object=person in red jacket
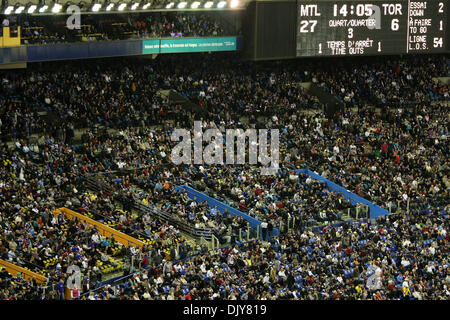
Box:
[142,255,149,268]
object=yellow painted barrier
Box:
[53,208,145,249]
[2,27,21,47]
[0,259,47,284]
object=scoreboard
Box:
[296,0,448,56]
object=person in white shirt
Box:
[130,246,138,256]
[117,161,126,169]
[7,249,16,261]
[143,213,151,225]
[278,268,287,282]
[91,233,101,245]
[260,221,268,240]
[429,246,435,255]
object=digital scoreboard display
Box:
[296,0,448,56]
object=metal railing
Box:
[0,259,48,284]
[83,175,213,241]
[55,208,145,249]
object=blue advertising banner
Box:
[0,36,241,65]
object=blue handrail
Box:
[175,185,280,237]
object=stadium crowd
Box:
[0,53,449,299]
[315,55,449,107]
[76,208,449,300]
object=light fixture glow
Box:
[230,0,239,8]
[217,1,226,8]
[106,3,114,11]
[27,5,37,13]
[118,3,127,11]
[15,6,25,14]
[131,3,139,10]
[39,5,48,12]
[204,1,213,8]
[4,6,14,14]
[52,3,62,13]
[92,4,102,11]
[191,1,200,8]
[165,2,174,8]
[177,1,187,8]
[142,3,151,9]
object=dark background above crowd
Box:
[1,11,241,45]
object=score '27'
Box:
[299,20,318,33]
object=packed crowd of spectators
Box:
[290,104,448,213]
[0,125,210,298]
[314,55,450,107]
[0,53,323,141]
[56,120,355,233]
[75,189,195,255]
[193,168,357,225]
[79,208,449,300]
[18,12,236,45]
[2,54,447,142]
[0,53,449,299]
[82,158,254,246]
